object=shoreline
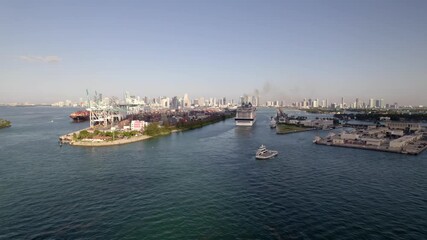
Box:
[276,128,315,135]
[314,140,427,155]
[70,135,152,147]
[0,125,11,130]
[276,124,315,135]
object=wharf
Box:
[315,138,427,155]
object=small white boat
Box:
[256,145,278,160]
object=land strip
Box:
[276,124,314,135]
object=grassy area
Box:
[73,129,141,141]
[276,124,312,134]
[176,114,233,131]
[0,119,11,129]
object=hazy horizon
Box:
[1,0,426,105]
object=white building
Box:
[183,94,191,108]
[341,133,360,140]
[161,97,170,109]
[385,122,421,131]
[389,135,422,149]
[131,120,147,131]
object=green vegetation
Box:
[175,115,230,131]
[71,112,234,141]
[335,112,427,122]
[276,123,312,134]
[145,113,233,136]
[0,119,11,129]
[74,129,140,141]
[305,108,338,114]
[142,123,173,136]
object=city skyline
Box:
[44,91,418,110]
[1,0,427,105]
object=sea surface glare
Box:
[0,106,426,239]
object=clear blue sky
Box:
[1,0,426,105]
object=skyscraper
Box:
[369,98,375,108]
[198,97,205,107]
[170,96,179,109]
[183,93,191,108]
[312,99,318,108]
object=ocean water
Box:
[0,106,426,239]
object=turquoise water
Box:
[0,106,426,239]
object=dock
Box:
[314,138,427,155]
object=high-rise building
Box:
[183,93,191,108]
[369,98,375,108]
[161,97,170,108]
[198,97,205,107]
[313,99,318,108]
[375,99,384,108]
[251,96,258,106]
[170,96,179,109]
[375,99,380,108]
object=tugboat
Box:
[269,117,277,128]
[256,145,278,160]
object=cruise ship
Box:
[235,102,256,126]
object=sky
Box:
[1,0,426,105]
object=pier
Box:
[314,138,427,155]
[314,124,427,155]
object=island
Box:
[0,119,11,129]
[60,109,235,147]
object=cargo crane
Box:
[86,89,125,128]
[276,107,289,124]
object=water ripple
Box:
[1,107,427,239]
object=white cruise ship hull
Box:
[235,118,256,126]
[235,102,256,126]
